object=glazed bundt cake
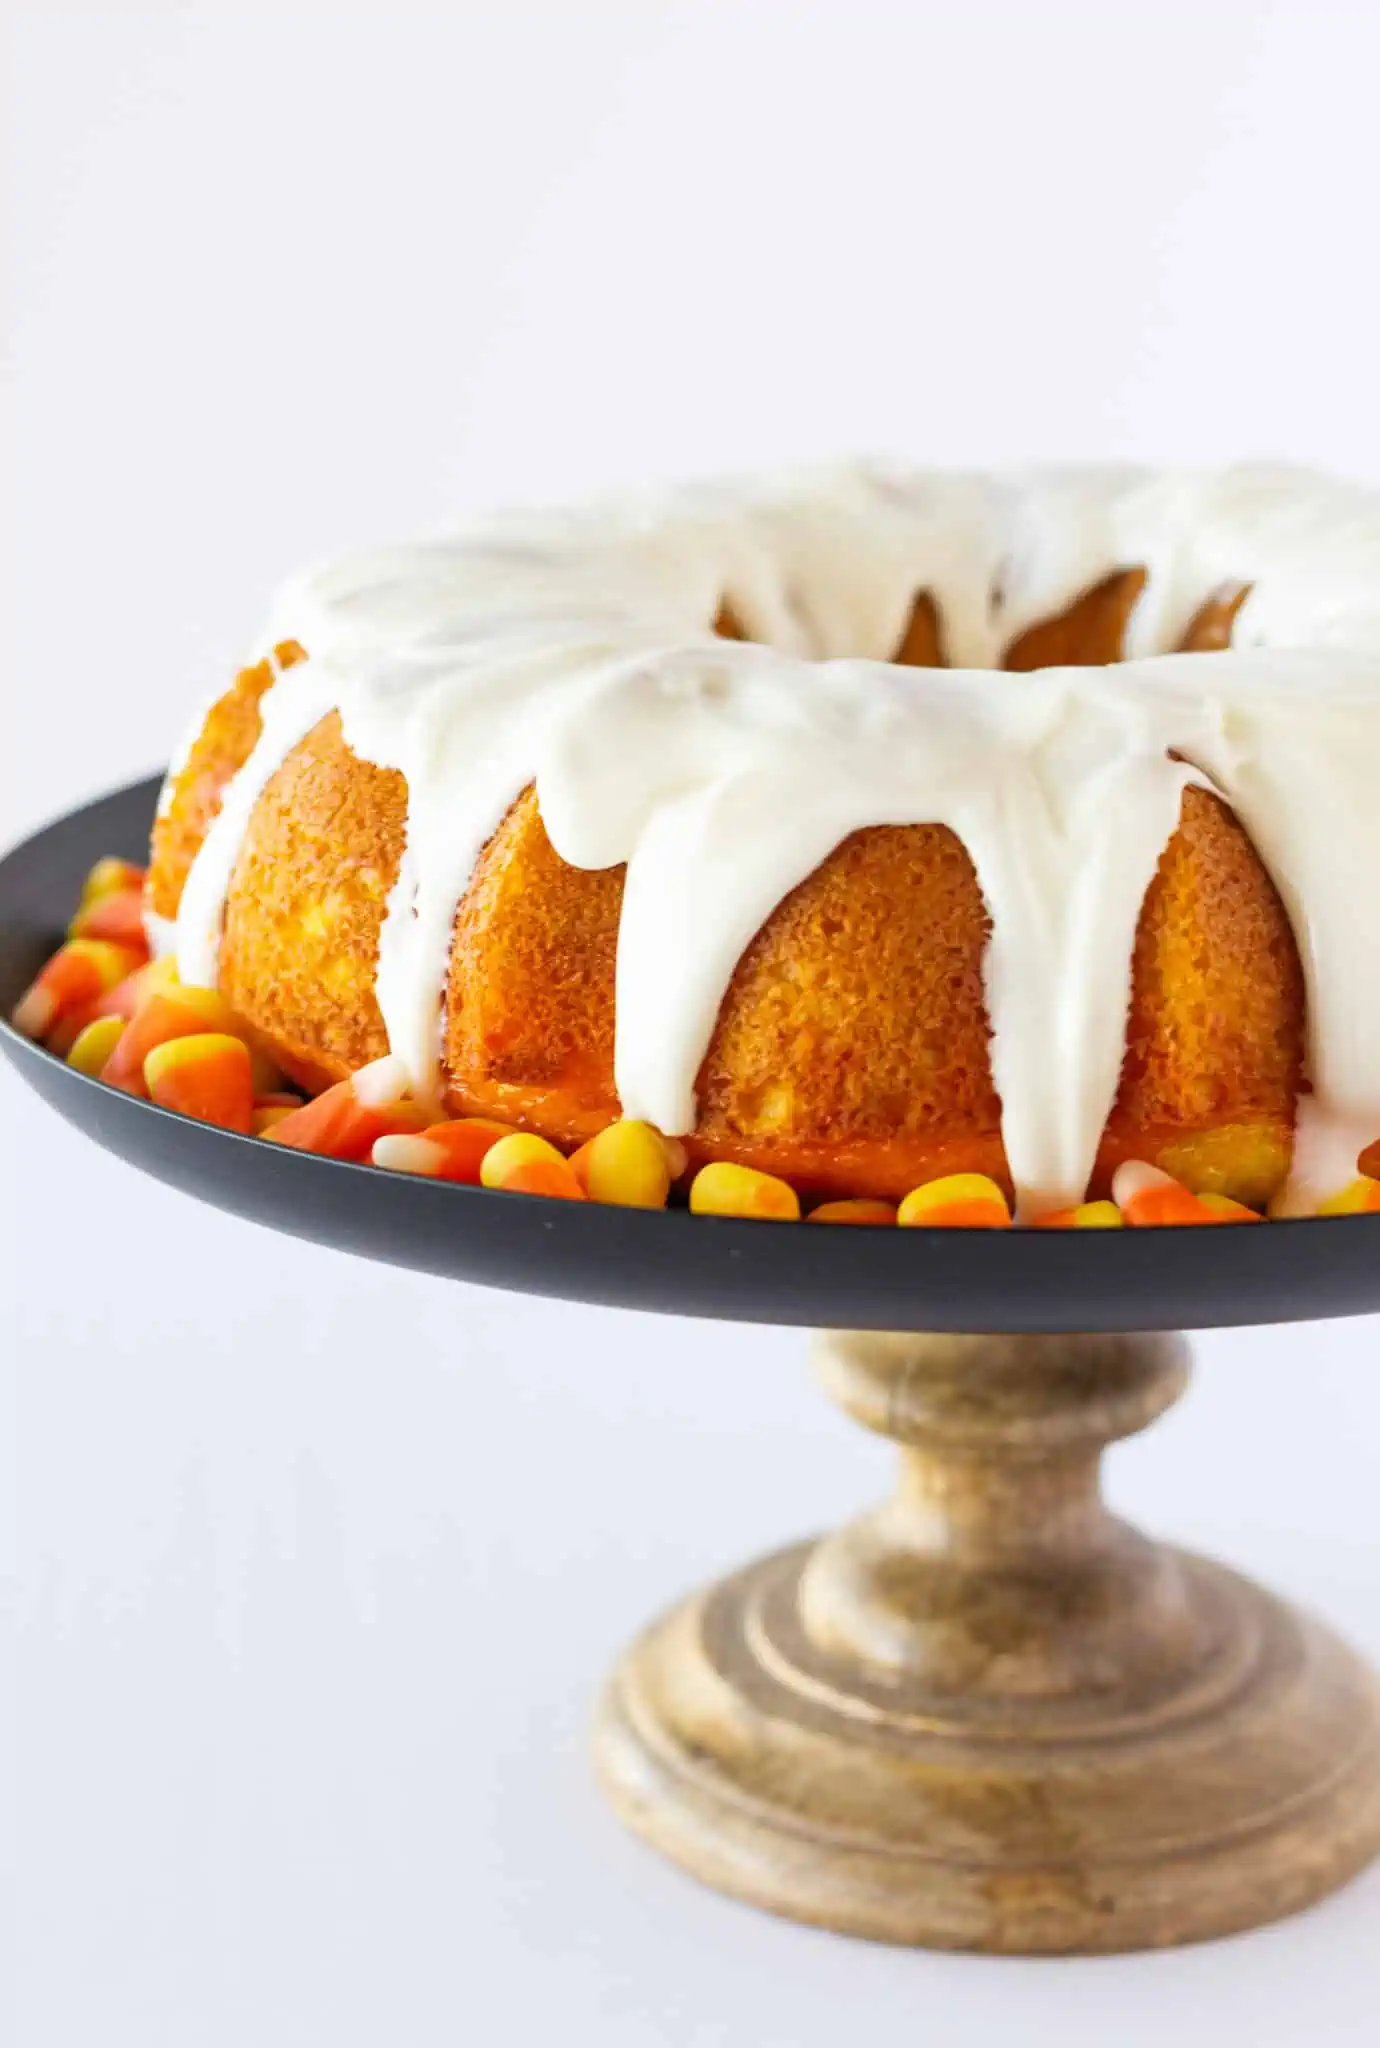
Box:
[147,464,1380,1217]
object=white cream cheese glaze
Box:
[168,462,1380,1214]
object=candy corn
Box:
[350,1054,413,1108]
[1111,1161,1217,1226]
[478,1132,585,1199]
[266,1055,427,1159]
[77,857,146,908]
[144,1033,254,1132]
[244,1043,285,1097]
[371,1132,451,1176]
[478,1131,567,1185]
[688,1162,800,1220]
[10,939,145,1040]
[807,1199,898,1225]
[371,1120,512,1181]
[100,987,241,1095]
[570,1120,671,1209]
[65,1015,127,1077]
[45,1000,108,1058]
[49,958,176,1055]
[68,887,149,949]
[1196,1192,1263,1223]
[494,1157,587,1200]
[251,1103,298,1136]
[377,1117,516,1182]
[1316,1178,1380,1217]
[92,956,182,1025]
[1033,1200,1124,1229]
[898,1173,1012,1228]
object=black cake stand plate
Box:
[1,773,1378,1333]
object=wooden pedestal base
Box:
[595,1332,1380,1953]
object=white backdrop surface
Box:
[4,3,1380,2043]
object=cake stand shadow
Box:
[3,776,1379,1954]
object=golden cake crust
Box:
[149,642,1304,1203]
[149,640,306,923]
[216,709,401,1096]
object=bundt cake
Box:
[146,463,1380,1218]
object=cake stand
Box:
[4,777,1380,1955]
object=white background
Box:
[4,2,1380,2042]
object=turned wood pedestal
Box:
[596,1332,1380,1953]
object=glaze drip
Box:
[168,462,1380,1213]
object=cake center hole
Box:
[715,576,1252,669]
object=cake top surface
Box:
[168,462,1380,1215]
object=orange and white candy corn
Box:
[689,1162,800,1220]
[424,1118,518,1178]
[10,939,145,1041]
[351,1055,414,1107]
[1112,1161,1217,1226]
[46,944,175,1053]
[101,986,240,1095]
[898,1173,1011,1228]
[371,1132,451,1177]
[144,1033,254,1132]
[370,1124,508,1181]
[371,1117,515,1182]
[265,1055,426,1159]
